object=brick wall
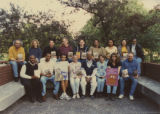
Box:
[141,63,160,82]
[0,64,14,86]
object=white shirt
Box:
[105,46,117,56]
[69,62,82,77]
[38,60,56,75]
[131,44,136,56]
[20,64,40,79]
[56,61,69,73]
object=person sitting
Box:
[80,52,97,99]
[69,55,83,99]
[9,39,26,82]
[106,53,121,101]
[118,52,140,101]
[20,55,42,103]
[39,53,60,102]
[96,55,108,97]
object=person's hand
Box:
[134,75,139,79]
[32,76,39,79]
[101,76,105,79]
[78,75,82,79]
[46,73,52,77]
[85,77,90,83]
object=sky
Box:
[0,0,160,35]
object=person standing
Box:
[20,55,42,103]
[74,38,88,63]
[119,52,140,100]
[118,39,130,62]
[129,38,144,67]
[89,39,106,61]
[105,39,117,60]
[42,39,58,58]
[58,38,73,60]
[9,39,26,82]
[29,39,42,62]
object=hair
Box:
[49,38,55,43]
[99,55,106,60]
[121,39,127,46]
[29,55,36,58]
[13,39,23,46]
[128,52,134,56]
[108,39,114,44]
[45,52,51,57]
[31,39,40,48]
[108,53,120,65]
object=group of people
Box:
[8,37,144,103]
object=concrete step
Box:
[138,76,160,106]
[0,81,25,111]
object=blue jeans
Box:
[96,77,105,92]
[9,61,26,78]
[107,86,117,94]
[119,76,138,96]
[40,75,60,96]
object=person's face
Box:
[61,55,66,61]
[132,39,137,45]
[87,53,92,60]
[122,40,126,46]
[72,56,78,62]
[15,40,21,48]
[45,54,51,62]
[33,41,38,48]
[108,40,113,47]
[99,56,105,62]
[79,40,85,47]
[112,55,117,62]
[63,38,68,46]
[128,53,134,61]
[94,40,99,47]
[49,41,54,48]
[29,56,36,64]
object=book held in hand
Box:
[81,52,87,59]
[106,68,119,86]
[17,53,23,61]
[68,52,73,59]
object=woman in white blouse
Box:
[105,39,118,59]
[69,55,83,99]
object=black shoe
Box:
[14,77,19,82]
[96,93,100,98]
[37,97,43,103]
[105,93,111,101]
[110,94,116,101]
[90,95,95,99]
[30,97,35,103]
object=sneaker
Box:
[65,94,71,100]
[76,94,80,99]
[14,77,19,82]
[53,94,59,100]
[118,94,124,99]
[72,94,76,99]
[129,95,134,101]
[105,93,111,101]
[60,93,65,100]
[110,94,116,101]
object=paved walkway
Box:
[1,93,159,114]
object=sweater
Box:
[29,48,42,61]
